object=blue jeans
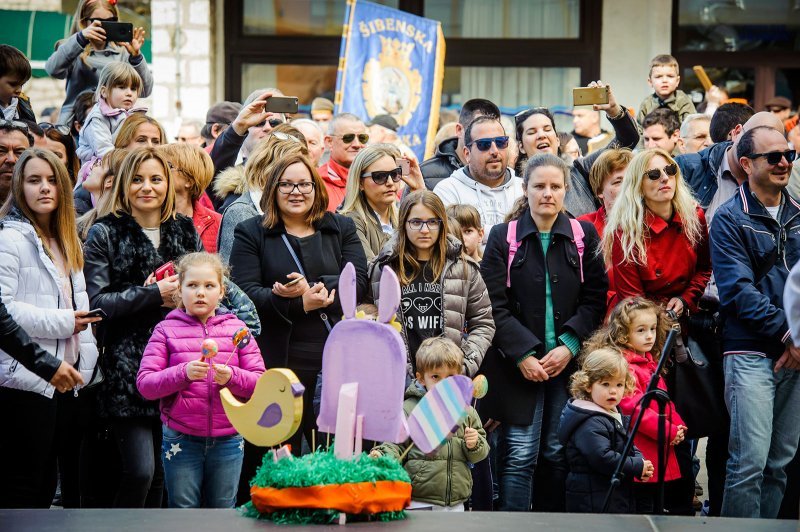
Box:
[495,381,569,511]
[721,354,800,518]
[162,425,244,508]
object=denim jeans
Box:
[495,380,569,511]
[721,354,800,518]
[162,425,244,508]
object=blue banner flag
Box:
[335,0,445,161]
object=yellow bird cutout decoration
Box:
[220,368,305,447]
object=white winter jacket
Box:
[0,214,98,397]
[433,167,523,243]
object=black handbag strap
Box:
[281,233,332,332]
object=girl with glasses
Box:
[340,144,425,262]
[228,153,367,501]
[369,190,494,378]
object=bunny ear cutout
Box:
[339,262,357,319]
[378,266,401,324]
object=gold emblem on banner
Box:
[362,36,422,126]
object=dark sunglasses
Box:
[87,16,119,23]
[747,150,797,165]
[362,167,402,185]
[255,118,284,128]
[38,122,71,136]
[335,133,369,144]
[643,163,679,181]
[468,136,509,152]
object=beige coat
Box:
[343,208,392,264]
[369,235,495,376]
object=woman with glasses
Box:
[601,148,709,515]
[602,148,710,320]
[340,144,425,262]
[157,143,221,253]
[228,153,367,496]
[216,126,309,262]
[480,154,607,512]
[514,82,639,218]
[45,0,153,128]
[369,190,494,377]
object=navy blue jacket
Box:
[710,182,800,358]
[676,141,731,208]
[557,399,644,514]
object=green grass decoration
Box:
[241,449,411,524]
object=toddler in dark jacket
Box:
[558,348,653,513]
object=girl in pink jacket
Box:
[137,252,264,508]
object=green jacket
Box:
[637,89,697,126]
[343,208,393,264]
[374,381,489,507]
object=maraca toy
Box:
[222,327,252,366]
[200,338,219,361]
[471,374,488,407]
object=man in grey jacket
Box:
[433,116,522,242]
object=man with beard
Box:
[0,119,32,204]
[433,116,522,242]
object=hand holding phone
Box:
[264,96,299,114]
[399,158,410,176]
[284,275,305,287]
[573,86,609,106]
[84,308,107,319]
[100,21,134,43]
[155,262,175,281]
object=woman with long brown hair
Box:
[0,148,100,508]
[369,190,494,377]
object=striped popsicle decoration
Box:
[407,375,473,454]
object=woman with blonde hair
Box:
[340,143,424,262]
[602,147,710,316]
[217,127,308,261]
[157,143,221,252]
[77,148,129,240]
[369,190,494,377]
[113,113,167,151]
[0,148,100,507]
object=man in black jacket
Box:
[420,98,500,190]
[0,291,82,393]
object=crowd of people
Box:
[1,1,800,520]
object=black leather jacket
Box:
[0,289,61,382]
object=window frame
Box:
[224,0,602,102]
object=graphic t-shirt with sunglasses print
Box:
[401,261,443,370]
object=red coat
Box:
[619,349,685,482]
[611,207,710,313]
[579,206,616,309]
[318,158,349,212]
[192,199,222,253]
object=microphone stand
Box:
[601,328,678,514]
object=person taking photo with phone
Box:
[0,149,100,509]
[45,0,153,129]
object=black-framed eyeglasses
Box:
[87,16,119,23]
[362,167,402,185]
[38,122,71,136]
[406,218,442,231]
[278,181,315,195]
[747,150,796,165]
[333,133,369,144]
[467,136,509,152]
[643,163,679,181]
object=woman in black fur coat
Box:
[83,147,200,508]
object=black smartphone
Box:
[101,21,133,43]
[265,96,299,114]
[85,308,107,319]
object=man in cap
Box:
[367,114,399,144]
[202,101,242,152]
[311,97,334,128]
[765,96,793,122]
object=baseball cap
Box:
[765,96,792,111]
[368,114,399,132]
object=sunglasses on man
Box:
[333,133,369,144]
[643,163,679,181]
[747,150,796,165]
[362,167,402,186]
[468,136,509,152]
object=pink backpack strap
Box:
[506,220,519,288]
[569,218,585,283]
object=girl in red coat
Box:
[584,297,688,514]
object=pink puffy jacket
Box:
[137,309,265,437]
